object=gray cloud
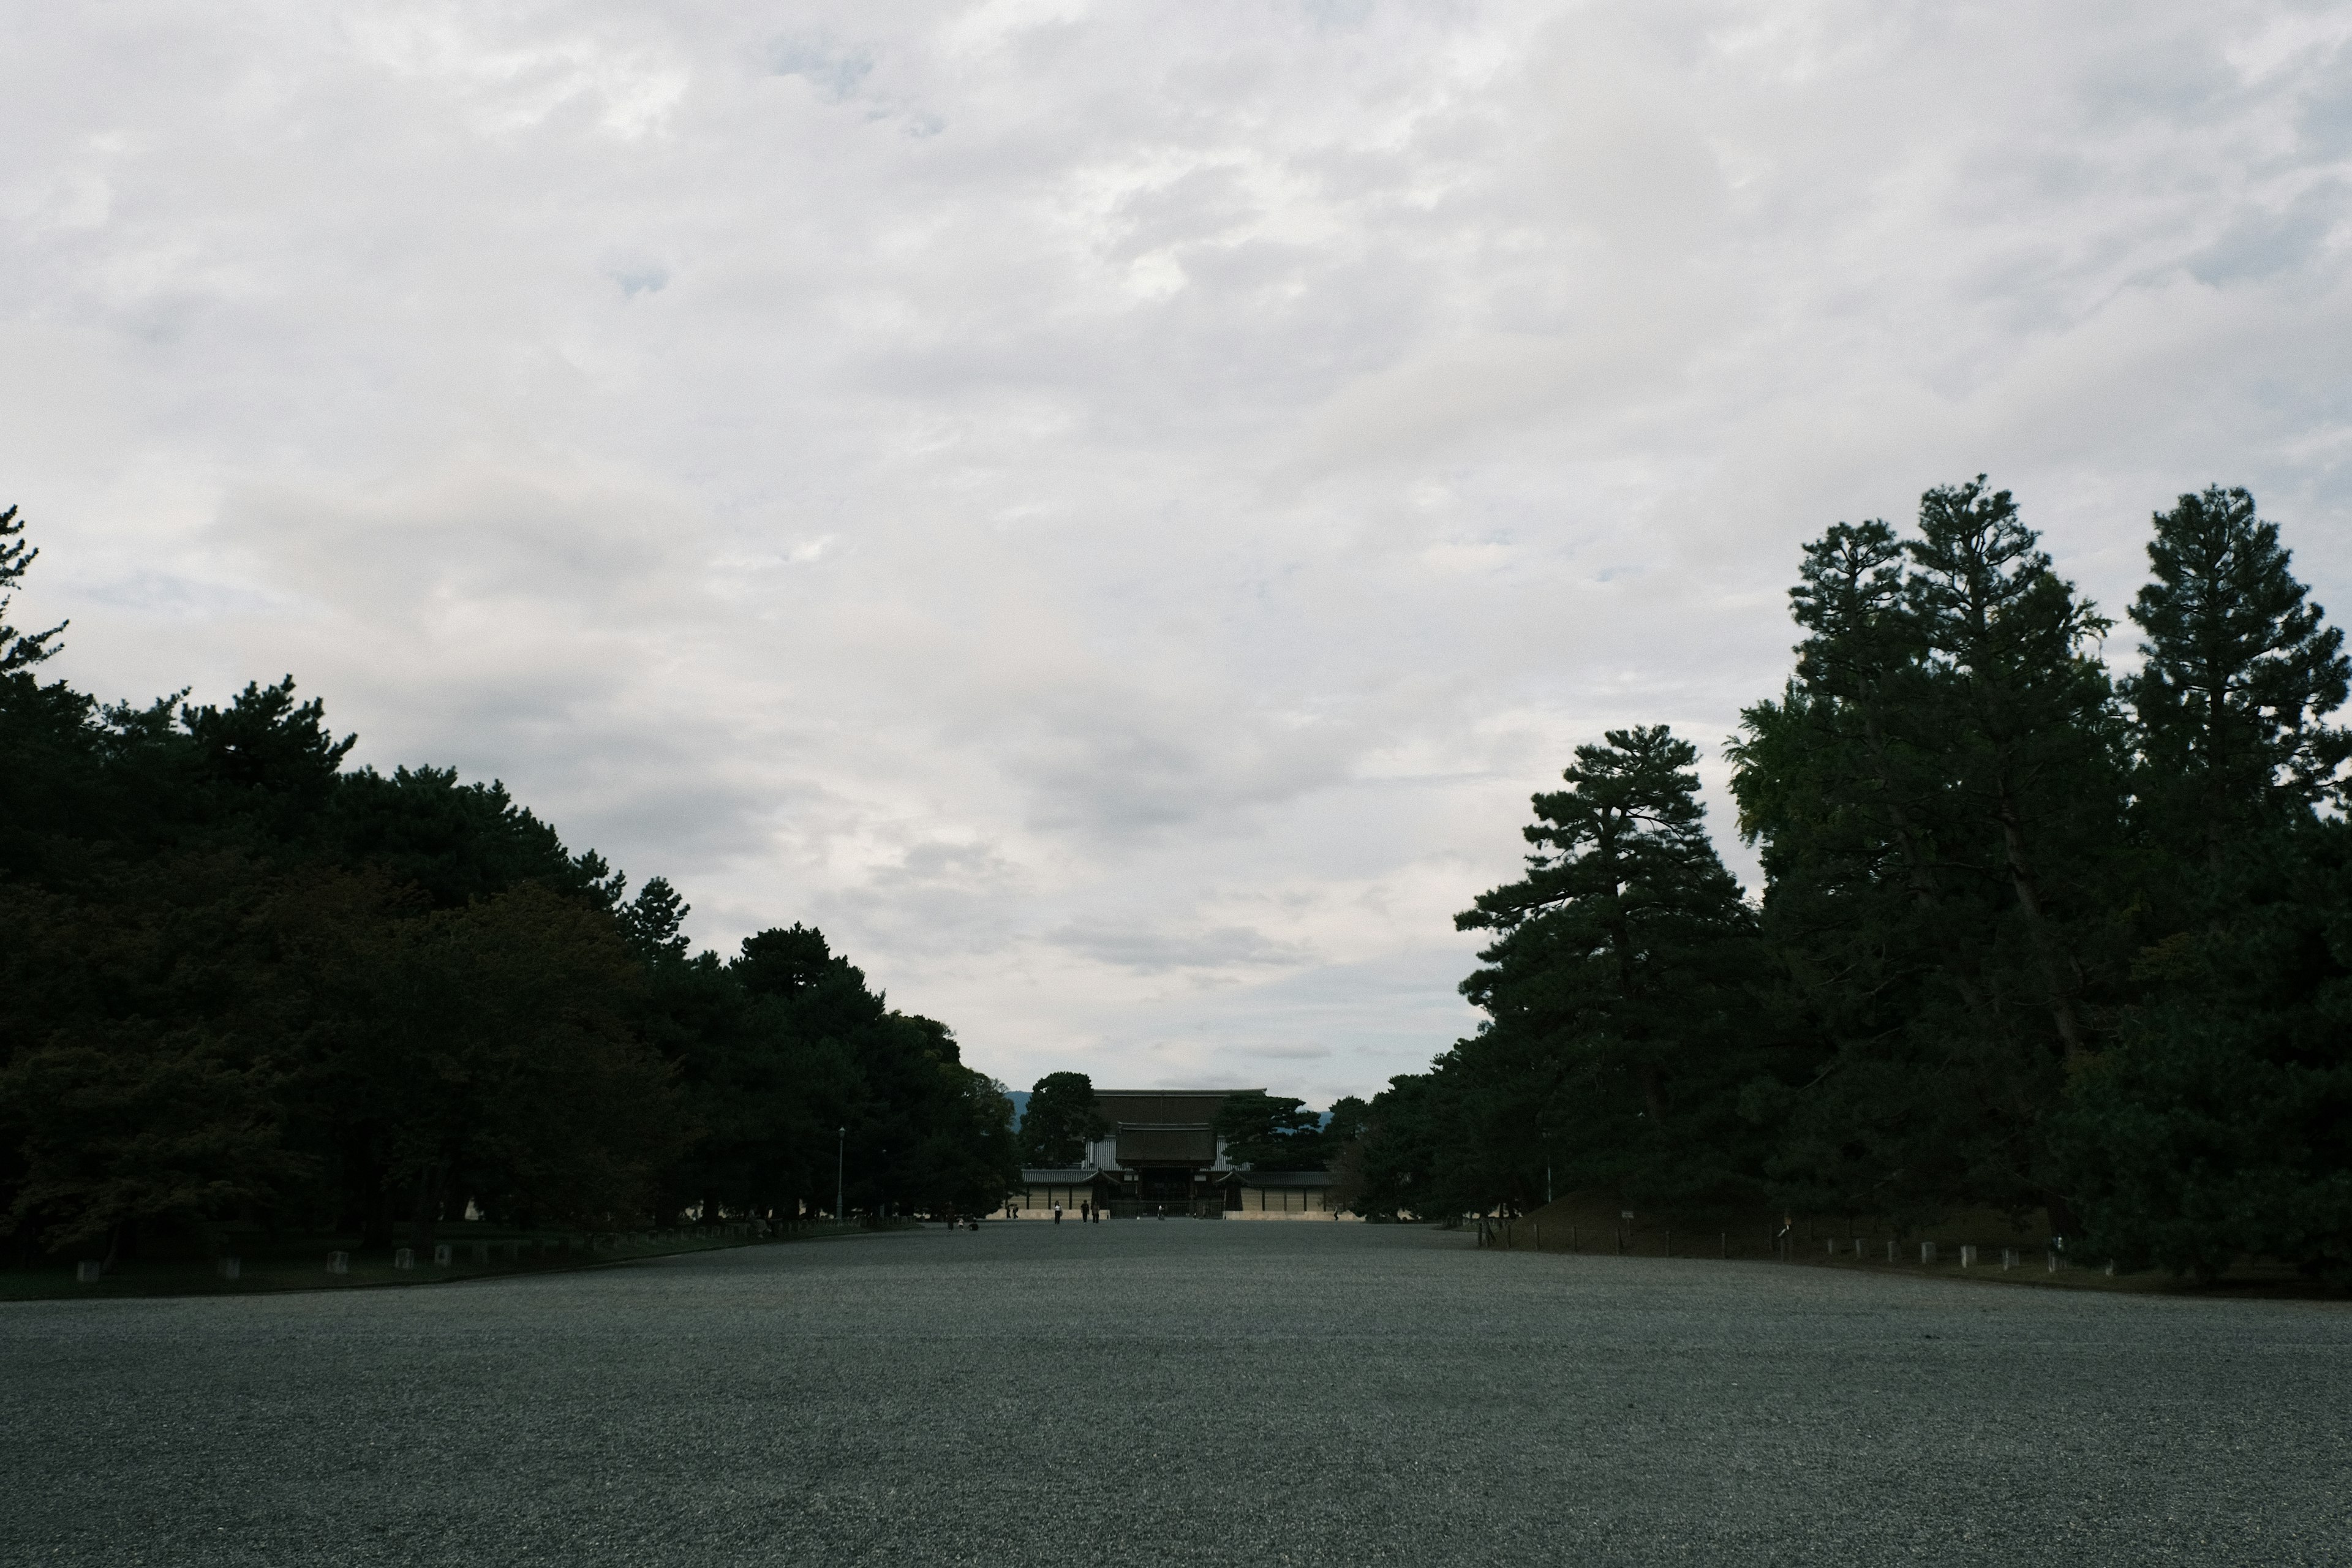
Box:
[6,1,2349,1105]
[1049,922,1317,974]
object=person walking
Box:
[1053,1202,1063,1226]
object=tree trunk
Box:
[1637,1063,1668,1123]
[2043,1188,2079,1242]
[407,1161,448,1257]
[1995,782,2090,1066]
[358,1153,395,1251]
[1860,708,1996,1021]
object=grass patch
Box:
[1478,1192,2342,1300]
[0,1220,883,1303]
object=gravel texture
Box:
[2,1219,2346,1566]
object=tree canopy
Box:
[0,507,1017,1262]
[1336,479,2352,1284]
[1017,1072,1108,1167]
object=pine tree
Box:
[1017,1072,1107,1167]
[1457,726,1762,1203]
[2059,489,2352,1280]
[2124,484,2350,864]
[1732,481,2128,1227]
[620,876,692,965]
[0,504,67,674]
[1902,477,2124,1068]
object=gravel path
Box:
[2,1220,2345,1566]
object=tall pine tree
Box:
[1457,726,1762,1205]
[2061,486,2352,1280]
[1733,480,2128,1229]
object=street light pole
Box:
[836,1126,845,1222]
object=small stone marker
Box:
[393,1248,414,1270]
[217,1256,241,1281]
[1885,1240,1896,1262]
[326,1251,350,1275]
[2002,1248,2018,1270]
[1960,1244,1977,1267]
[1826,1238,1836,1259]
[1920,1242,1939,1265]
[75,1261,103,1283]
[432,1243,452,1266]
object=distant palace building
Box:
[1011,1087,1348,1219]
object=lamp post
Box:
[836,1126,845,1222]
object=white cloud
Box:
[5,0,2349,1106]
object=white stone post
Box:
[326,1251,350,1275]
[393,1248,414,1270]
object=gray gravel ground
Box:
[3,1221,2347,1567]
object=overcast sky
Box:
[5,2,2348,1107]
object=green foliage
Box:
[1353,477,2352,1283]
[2124,485,2350,861]
[2053,488,2352,1280]
[181,677,355,807]
[2057,821,2352,1283]
[1725,481,2133,1224]
[325,766,590,910]
[0,504,67,674]
[1018,1071,1107,1167]
[1213,1091,1324,1170]
[0,505,1011,1256]
[1355,726,1766,1219]
[0,857,312,1250]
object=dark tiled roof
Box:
[1094,1088,1262,1096]
[1017,1169,1111,1183]
[1115,1123,1218,1164]
[1226,1169,1333,1186]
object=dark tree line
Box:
[1346,481,2352,1283]
[1011,1074,1365,1174]
[0,506,1017,1264]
